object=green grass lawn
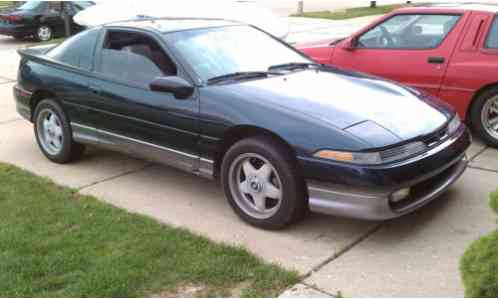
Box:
[0,163,299,297]
[0,1,13,8]
[291,4,404,20]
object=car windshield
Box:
[17,1,44,10]
[164,25,311,82]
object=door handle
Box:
[428,57,445,64]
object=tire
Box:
[35,25,52,42]
[221,136,307,229]
[33,99,85,163]
[470,87,498,148]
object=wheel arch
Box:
[213,125,300,180]
[467,82,498,125]
[29,89,58,121]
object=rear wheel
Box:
[34,99,85,163]
[36,25,52,42]
[470,87,498,148]
[221,136,307,229]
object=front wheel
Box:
[36,25,52,42]
[470,87,498,148]
[221,136,307,229]
[34,99,85,163]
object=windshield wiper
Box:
[207,71,281,85]
[268,62,321,71]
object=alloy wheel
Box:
[481,95,498,140]
[228,153,283,220]
[36,108,64,156]
[37,26,52,41]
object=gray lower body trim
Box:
[307,155,467,220]
[71,122,214,179]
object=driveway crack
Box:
[469,146,488,162]
[468,165,498,174]
[301,282,339,297]
[77,162,154,191]
[302,222,384,280]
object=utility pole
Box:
[62,2,71,37]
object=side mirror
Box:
[150,76,194,99]
[343,37,357,51]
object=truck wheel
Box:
[33,99,85,163]
[36,25,52,42]
[221,136,307,229]
[470,87,498,148]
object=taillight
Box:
[5,15,22,22]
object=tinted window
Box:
[358,14,461,49]
[47,28,100,70]
[99,31,177,87]
[48,2,63,12]
[486,16,498,48]
[72,1,94,12]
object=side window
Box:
[72,2,94,13]
[47,1,63,12]
[99,31,177,88]
[486,16,498,48]
[47,28,100,70]
[357,14,461,49]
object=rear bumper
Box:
[0,23,33,36]
[304,126,470,220]
[13,84,32,121]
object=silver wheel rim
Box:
[36,108,64,156]
[37,26,51,41]
[228,153,283,220]
[481,95,498,140]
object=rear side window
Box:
[98,31,177,88]
[47,28,100,71]
[486,16,498,48]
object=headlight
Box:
[447,115,462,136]
[313,150,382,165]
[314,141,428,165]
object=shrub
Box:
[460,189,498,297]
[491,189,498,214]
[461,230,498,297]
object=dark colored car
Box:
[0,1,94,41]
[14,19,470,229]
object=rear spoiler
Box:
[17,44,56,59]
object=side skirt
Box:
[71,123,214,179]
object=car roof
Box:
[104,18,242,34]
[397,3,498,14]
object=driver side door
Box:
[333,13,467,96]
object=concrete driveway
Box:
[1,21,497,297]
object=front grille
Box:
[379,141,428,163]
[389,162,458,212]
[378,124,450,164]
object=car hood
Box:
[217,69,450,146]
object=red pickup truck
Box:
[297,4,498,147]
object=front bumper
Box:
[304,126,470,220]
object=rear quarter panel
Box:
[441,11,498,119]
[18,57,94,126]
